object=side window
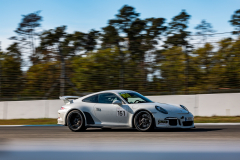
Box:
[98,93,122,104]
[82,94,98,103]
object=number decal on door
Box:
[117,110,126,116]
[117,108,127,117]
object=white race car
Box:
[58,90,194,132]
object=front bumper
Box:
[153,112,194,129]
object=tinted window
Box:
[98,93,122,104]
[82,94,98,103]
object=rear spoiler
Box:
[59,96,81,104]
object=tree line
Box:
[1,5,240,100]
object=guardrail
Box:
[146,93,240,117]
[0,100,64,119]
[0,93,239,119]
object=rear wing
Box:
[59,96,81,104]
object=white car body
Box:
[58,90,194,131]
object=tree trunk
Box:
[117,43,124,89]
[59,48,65,96]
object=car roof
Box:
[81,90,135,98]
[96,90,135,94]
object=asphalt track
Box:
[0,125,240,160]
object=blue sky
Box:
[1,0,240,50]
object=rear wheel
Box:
[134,111,153,132]
[67,110,85,132]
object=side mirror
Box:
[112,100,122,106]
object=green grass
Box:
[0,116,240,125]
[0,118,57,125]
[194,116,240,123]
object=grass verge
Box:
[194,116,240,123]
[0,118,57,125]
[0,116,240,125]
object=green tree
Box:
[22,62,60,98]
[0,43,23,99]
[229,9,240,35]
[195,20,215,42]
[101,25,125,88]
[38,26,100,62]
[164,10,192,93]
[158,47,185,93]
[193,43,215,90]
[35,26,100,96]
[71,48,122,92]
[212,38,240,89]
[107,5,166,90]
[109,5,166,62]
[164,10,191,48]
[10,11,42,57]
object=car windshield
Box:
[119,92,153,104]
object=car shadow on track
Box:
[153,128,222,132]
[85,128,222,132]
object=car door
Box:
[94,93,128,125]
[116,103,130,124]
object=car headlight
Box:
[155,106,168,114]
[180,105,188,111]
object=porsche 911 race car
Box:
[58,90,194,132]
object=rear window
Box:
[82,94,98,103]
[98,93,122,104]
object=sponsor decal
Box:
[158,120,168,125]
[119,92,132,98]
[185,117,193,121]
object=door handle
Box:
[96,108,101,111]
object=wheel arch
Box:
[64,108,87,126]
[131,109,156,128]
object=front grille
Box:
[182,121,193,126]
[168,119,178,126]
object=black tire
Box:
[67,110,86,132]
[134,111,154,132]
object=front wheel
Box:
[134,111,154,132]
[67,110,85,132]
